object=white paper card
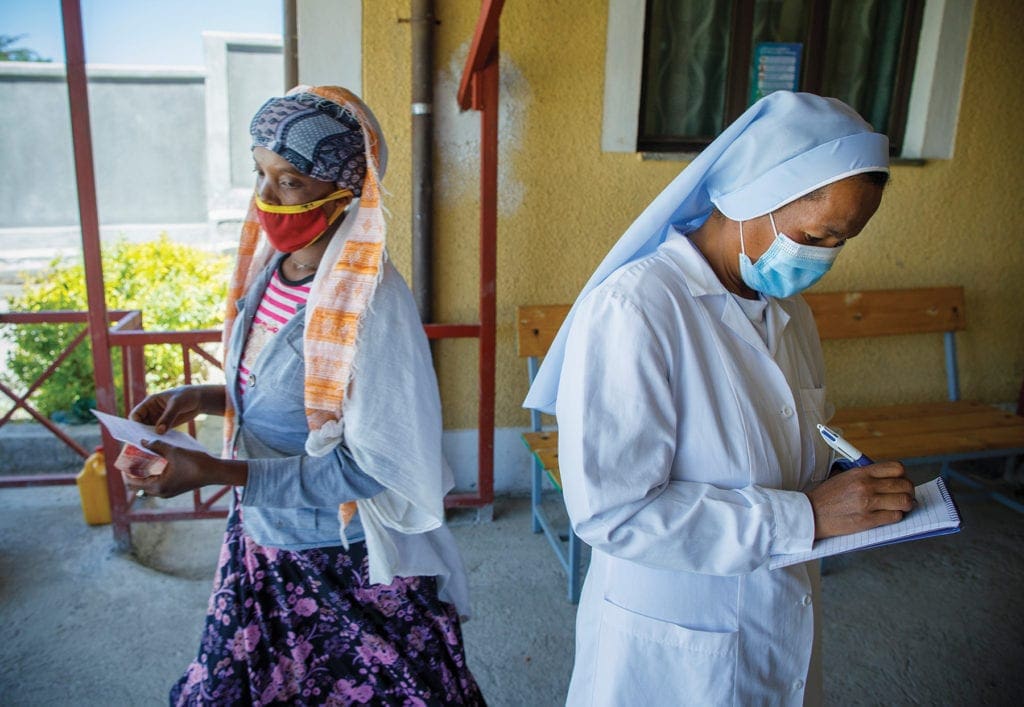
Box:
[91,409,210,454]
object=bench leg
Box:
[943,456,1024,514]
[940,460,952,483]
[568,528,582,604]
[531,459,542,534]
[1003,454,1021,484]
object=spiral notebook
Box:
[770,477,961,570]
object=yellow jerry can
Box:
[76,447,111,525]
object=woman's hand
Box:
[130,385,225,434]
[806,461,915,539]
[121,439,247,499]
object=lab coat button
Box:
[801,594,812,606]
[781,405,794,417]
[248,373,256,387]
[793,679,805,691]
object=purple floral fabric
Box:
[171,508,485,706]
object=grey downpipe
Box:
[411,0,435,322]
[283,0,298,91]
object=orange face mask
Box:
[254,188,352,252]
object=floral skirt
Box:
[171,508,485,706]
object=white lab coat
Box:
[556,230,832,706]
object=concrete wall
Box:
[296,0,362,92]
[357,0,1024,435]
[0,63,205,228]
[203,33,284,224]
[0,33,283,250]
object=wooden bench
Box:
[805,286,1024,512]
[517,304,578,602]
[519,289,1024,572]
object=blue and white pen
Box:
[817,423,874,470]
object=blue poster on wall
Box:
[750,42,803,104]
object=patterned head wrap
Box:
[250,92,369,195]
[525,91,889,414]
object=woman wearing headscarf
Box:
[524,92,914,705]
[126,86,485,705]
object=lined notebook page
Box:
[770,477,961,570]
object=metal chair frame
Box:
[524,356,583,603]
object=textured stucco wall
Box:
[362,0,1024,430]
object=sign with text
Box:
[750,42,803,104]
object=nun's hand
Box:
[806,461,915,539]
[121,439,247,499]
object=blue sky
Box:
[1,0,282,66]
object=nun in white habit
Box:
[525,92,916,706]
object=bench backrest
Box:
[803,287,965,340]
[517,304,571,359]
[518,286,967,402]
[518,287,965,353]
[517,305,571,429]
[806,286,966,402]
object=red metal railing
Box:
[0,306,498,531]
[0,311,232,534]
[0,309,134,488]
[106,323,231,538]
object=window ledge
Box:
[639,151,700,162]
[640,152,927,167]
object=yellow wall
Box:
[363,0,1024,430]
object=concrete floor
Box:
[1,465,1023,706]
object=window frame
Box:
[635,0,926,155]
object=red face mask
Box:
[254,189,352,252]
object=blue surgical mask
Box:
[738,212,841,298]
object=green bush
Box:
[2,235,231,421]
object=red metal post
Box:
[446,0,504,509]
[59,0,130,548]
[475,51,499,507]
[111,311,147,413]
[457,0,505,110]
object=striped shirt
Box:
[237,265,312,397]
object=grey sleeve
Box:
[240,445,385,508]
